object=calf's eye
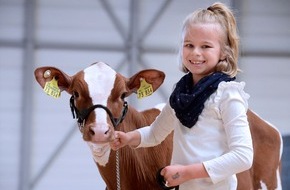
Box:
[73,91,79,98]
[121,92,126,100]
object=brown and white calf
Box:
[35,62,173,190]
[34,62,282,190]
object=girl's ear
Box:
[220,50,227,61]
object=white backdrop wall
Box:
[0,0,289,190]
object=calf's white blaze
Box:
[84,63,116,166]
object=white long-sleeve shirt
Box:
[137,81,253,190]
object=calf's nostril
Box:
[104,129,110,135]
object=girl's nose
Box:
[191,47,201,56]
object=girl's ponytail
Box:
[207,2,240,77]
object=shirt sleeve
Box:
[136,102,175,148]
[203,82,253,184]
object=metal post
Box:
[127,0,140,106]
[99,0,127,41]
[138,0,172,44]
[128,0,139,71]
[18,0,36,190]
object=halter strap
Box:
[70,96,128,130]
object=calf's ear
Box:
[34,66,73,94]
[126,69,165,94]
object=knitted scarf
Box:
[169,72,235,128]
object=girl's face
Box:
[182,23,225,84]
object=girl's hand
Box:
[160,163,209,187]
[160,165,188,187]
[110,131,129,150]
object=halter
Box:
[69,95,128,131]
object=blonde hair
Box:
[178,2,240,77]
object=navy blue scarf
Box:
[169,72,235,128]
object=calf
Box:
[35,62,173,190]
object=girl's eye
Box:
[184,44,193,48]
[202,45,211,48]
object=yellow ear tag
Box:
[137,78,153,99]
[43,77,61,98]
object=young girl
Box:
[111,2,253,190]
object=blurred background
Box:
[0,0,289,189]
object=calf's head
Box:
[34,62,165,165]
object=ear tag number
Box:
[137,78,153,99]
[43,77,61,98]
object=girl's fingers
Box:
[110,131,128,150]
[160,167,167,176]
[110,138,120,150]
[113,131,119,139]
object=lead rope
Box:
[116,150,121,190]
